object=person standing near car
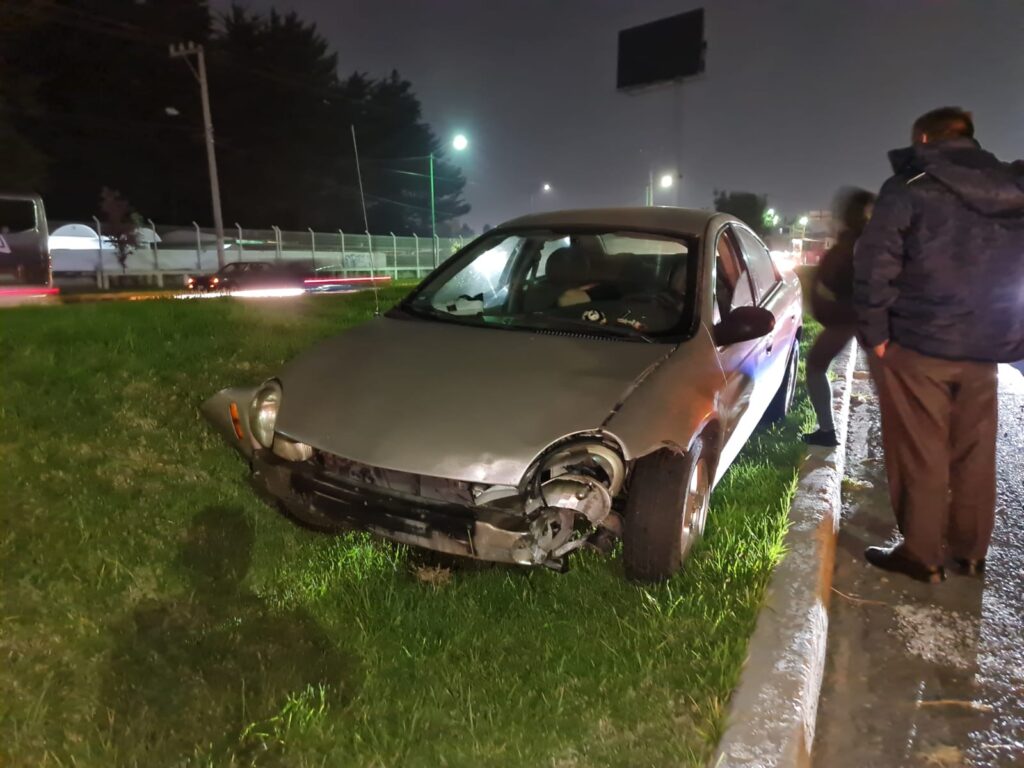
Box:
[802,188,875,447]
[854,107,1024,583]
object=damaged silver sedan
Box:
[203,208,802,581]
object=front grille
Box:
[291,467,477,539]
[313,451,476,506]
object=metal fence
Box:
[49,220,469,288]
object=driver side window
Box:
[714,228,755,323]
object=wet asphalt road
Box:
[814,358,1024,767]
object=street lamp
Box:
[646,170,675,206]
[430,133,468,264]
[797,214,810,239]
[531,182,553,211]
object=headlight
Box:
[250,380,282,449]
[534,439,625,497]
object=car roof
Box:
[498,207,723,238]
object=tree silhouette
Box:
[98,187,141,273]
[2,0,468,234]
[713,190,770,236]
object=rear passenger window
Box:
[734,227,780,300]
[715,228,755,322]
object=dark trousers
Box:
[872,344,998,567]
[806,324,857,432]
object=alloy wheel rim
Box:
[786,351,798,408]
[680,459,710,559]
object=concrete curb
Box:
[712,341,858,768]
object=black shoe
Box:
[951,558,986,577]
[864,545,946,583]
[802,429,838,447]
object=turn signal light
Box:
[229,402,245,440]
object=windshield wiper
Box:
[521,315,655,343]
[401,302,484,326]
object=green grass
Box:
[0,290,815,768]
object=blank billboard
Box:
[616,8,705,91]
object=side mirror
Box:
[713,305,776,346]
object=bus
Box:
[0,193,57,300]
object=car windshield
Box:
[402,228,698,341]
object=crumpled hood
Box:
[889,138,1024,217]
[273,317,671,486]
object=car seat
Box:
[521,247,591,312]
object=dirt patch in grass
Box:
[1,289,815,767]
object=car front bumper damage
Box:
[203,387,621,568]
[249,451,618,569]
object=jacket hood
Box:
[888,138,1024,217]
[272,317,672,486]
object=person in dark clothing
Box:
[854,106,1024,583]
[803,188,875,447]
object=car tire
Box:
[623,441,711,583]
[765,340,800,423]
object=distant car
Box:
[186,261,305,292]
[203,208,803,581]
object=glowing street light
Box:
[531,182,554,211]
[452,133,469,152]
[799,215,809,227]
[646,170,676,206]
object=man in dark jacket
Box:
[854,107,1024,583]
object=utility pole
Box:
[170,42,225,269]
[429,152,437,265]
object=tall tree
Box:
[210,6,354,231]
[713,190,770,236]
[3,0,212,221]
[210,10,467,234]
[0,1,50,191]
[1,0,467,234]
[98,186,141,273]
[354,71,468,235]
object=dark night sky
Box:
[219,0,1023,230]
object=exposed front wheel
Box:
[623,441,711,582]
